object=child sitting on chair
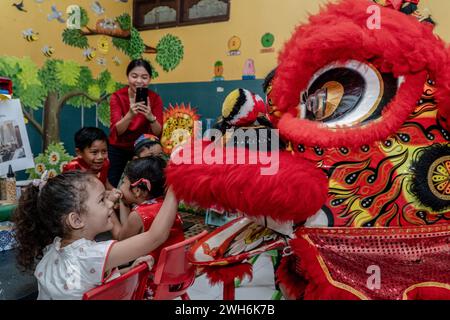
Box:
[13,171,180,300]
[114,156,185,299]
[63,127,114,190]
[114,156,184,251]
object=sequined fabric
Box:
[295,226,450,300]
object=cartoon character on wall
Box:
[42,46,55,58]
[242,59,255,80]
[227,36,241,56]
[166,0,450,300]
[161,103,200,155]
[22,29,38,42]
[212,61,224,81]
[260,32,275,53]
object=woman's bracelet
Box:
[149,116,157,123]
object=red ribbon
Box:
[131,178,152,192]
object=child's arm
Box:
[119,200,131,225]
[105,179,114,191]
[104,186,179,271]
[116,211,143,241]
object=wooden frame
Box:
[133,0,230,31]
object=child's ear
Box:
[133,187,149,200]
[66,212,85,230]
[75,148,82,157]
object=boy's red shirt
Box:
[63,157,110,185]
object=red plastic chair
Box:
[82,262,150,300]
[151,230,208,300]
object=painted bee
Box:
[83,48,96,61]
[42,46,55,58]
[22,29,39,42]
[112,56,121,66]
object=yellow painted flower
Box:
[35,163,46,175]
[60,161,68,173]
[97,36,109,54]
[47,169,57,179]
[48,151,60,165]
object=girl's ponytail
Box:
[13,185,49,271]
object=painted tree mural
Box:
[62,9,184,73]
[0,56,121,151]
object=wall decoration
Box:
[97,36,109,54]
[47,5,65,23]
[12,1,27,12]
[25,142,72,179]
[91,1,105,16]
[96,57,107,66]
[0,56,121,150]
[161,103,200,155]
[155,34,184,72]
[188,0,229,20]
[0,99,34,176]
[42,45,55,58]
[144,6,177,25]
[242,58,255,80]
[260,32,275,53]
[227,36,241,56]
[112,56,121,66]
[212,60,224,81]
[22,29,39,42]
[83,48,96,61]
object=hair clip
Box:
[131,178,152,192]
[32,170,49,192]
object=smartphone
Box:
[135,87,148,105]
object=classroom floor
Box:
[180,212,280,300]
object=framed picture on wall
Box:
[0,99,34,176]
[133,0,180,30]
[133,0,230,30]
[180,0,230,25]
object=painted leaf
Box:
[156,34,184,72]
[55,61,81,87]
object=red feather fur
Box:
[166,143,329,223]
[204,263,253,286]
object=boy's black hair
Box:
[125,156,167,198]
[75,127,108,150]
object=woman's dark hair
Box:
[12,171,95,271]
[126,59,153,78]
[125,156,167,198]
[75,127,108,151]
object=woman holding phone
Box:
[108,59,163,187]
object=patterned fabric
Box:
[292,226,450,300]
[35,237,119,300]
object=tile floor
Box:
[186,253,280,300]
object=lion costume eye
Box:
[301,60,400,128]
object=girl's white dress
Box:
[34,237,120,300]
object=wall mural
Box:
[62,8,184,76]
[0,56,122,151]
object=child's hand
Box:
[106,188,123,207]
[131,255,155,270]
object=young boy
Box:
[63,127,114,190]
[133,133,167,159]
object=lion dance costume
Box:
[167,0,450,300]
